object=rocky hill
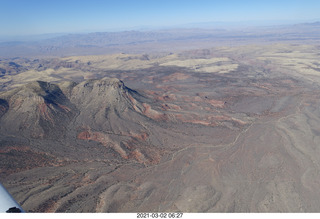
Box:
[0,77,178,177]
[2,44,320,212]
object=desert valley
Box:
[1,22,320,212]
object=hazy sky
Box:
[1,0,319,36]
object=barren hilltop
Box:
[1,23,320,212]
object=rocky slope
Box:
[2,44,320,212]
[0,77,181,177]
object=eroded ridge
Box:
[2,44,320,212]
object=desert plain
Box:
[1,24,320,212]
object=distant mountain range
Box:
[0,21,319,58]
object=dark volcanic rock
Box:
[0,98,9,118]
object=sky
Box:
[0,0,320,37]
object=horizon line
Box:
[0,19,319,43]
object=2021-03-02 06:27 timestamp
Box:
[137,213,183,218]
